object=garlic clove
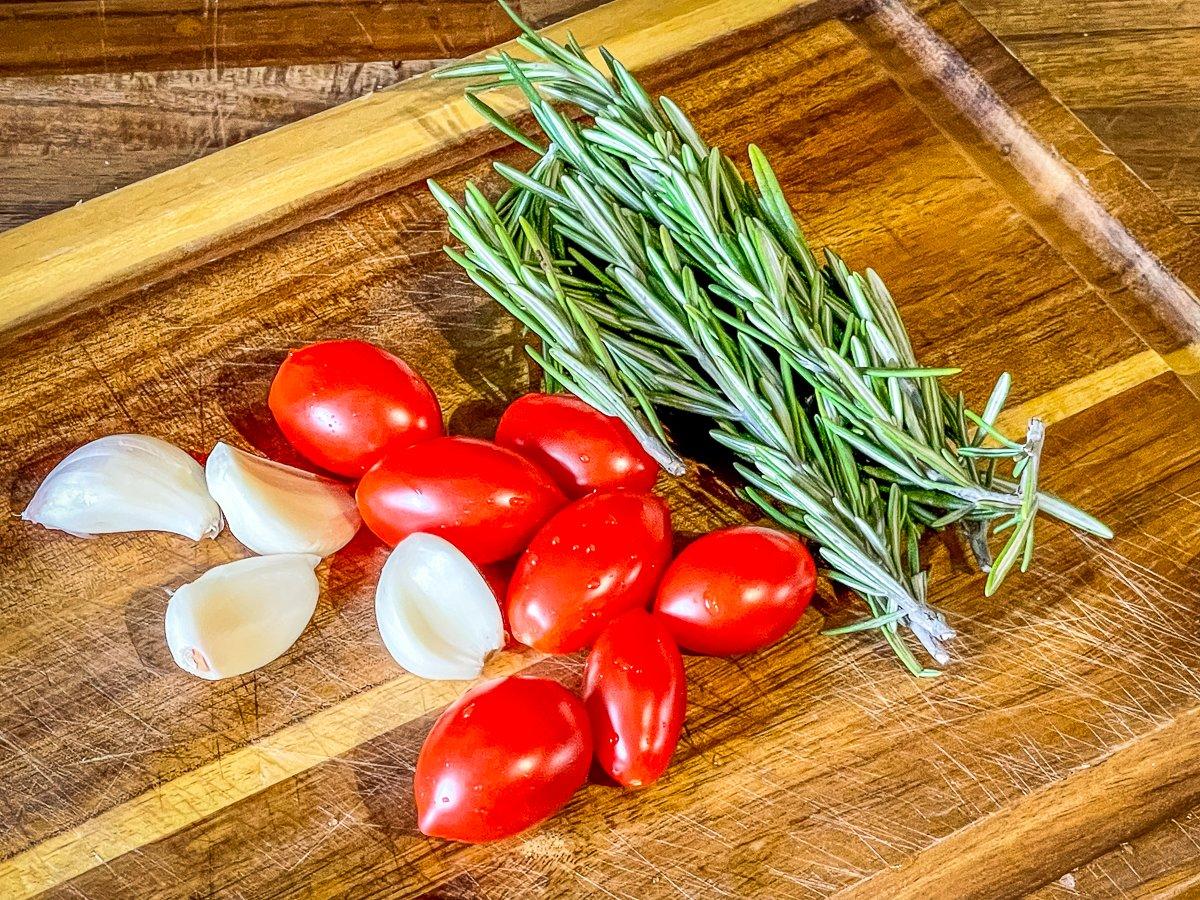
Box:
[375,533,505,680]
[205,442,360,557]
[165,553,321,680]
[22,434,223,541]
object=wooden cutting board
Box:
[3,0,1200,895]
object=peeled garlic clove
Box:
[376,533,504,680]
[165,553,321,680]
[205,442,360,557]
[22,434,222,540]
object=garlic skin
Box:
[376,533,505,680]
[22,434,222,540]
[165,554,321,680]
[205,442,360,557]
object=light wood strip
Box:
[0,650,541,897]
[0,345,1172,898]
[0,0,833,336]
[995,348,1169,436]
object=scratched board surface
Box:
[2,0,1200,896]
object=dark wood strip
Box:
[0,0,576,77]
[1071,104,1200,230]
[0,62,433,233]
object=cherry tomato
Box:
[415,676,592,843]
[495,393,659,497]
[269,339,442,477]
[507,491,672,653]
[356,437,564,563]
[584,609,686,788]
[653,526,816,656]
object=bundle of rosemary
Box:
[429,4,1111,673]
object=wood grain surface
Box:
[0,0,842,334]
[961,0,1200,229]
[3,0,1200,897]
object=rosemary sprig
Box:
[428,4,1111,669]
[433,177,951,672]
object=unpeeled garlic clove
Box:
[165,553,321,680]
[22,434,222,540]
[205,442,360,557]
[376,533,504,680]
